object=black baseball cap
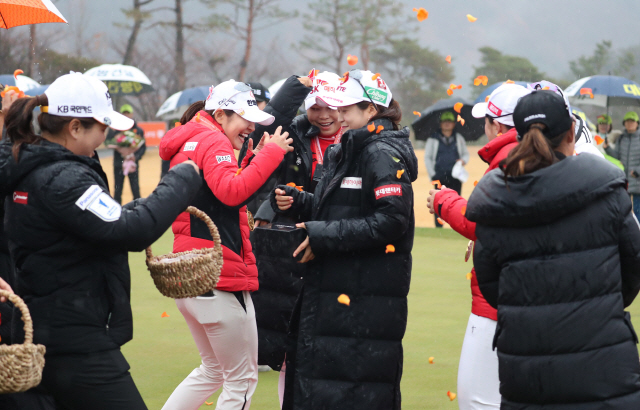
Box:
[247,82,271,103]
[513,90,573,141]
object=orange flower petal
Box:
[485,95,490,102]
[414,7,428,21]
[595,135,604,145]
[428,356,434,364]
[447,391,457,401]
[432,180,441,186]
[295,186,304,192]
[396,169,405,179]
[466,272,472,280]
[376,125,384,134]
[437,218,445,225]
[460,205,466,215]
[447,89,453,96]
[286,182,296,187]
[466,14,477,22]
[205,401,214,406]
[235,168,242,176]
[505,79,515,84]
[174,121,181,128]
[161,312,170,318]
[385,244,396,253]
[371,73,380,80]
[413,111,422,117]
[457,84,462,89]
[474,78,481,86]
[367,123,375,132]
[580,88,594,98]
[473,180,478,186]
[449,83,457,89]
[347,54,358,66]
[457,115,465,126]
[196,112,201,122]
[337,294,351,306]
[445,55,451,64]
[453,102,463,113]
[481,78,488,86]
[13,69,23,79]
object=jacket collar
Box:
[478,128,518,165]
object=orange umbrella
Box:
[0,0,67,29]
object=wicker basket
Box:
[0,290,46,394]
[146,206,223,298]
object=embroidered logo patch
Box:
[375,184,402,199]
[340,177,362,189]
[13,191,28,205]
[216,155,232,163]
[75,185,102,210]
[184,142,198,151]
[87,192,122,222]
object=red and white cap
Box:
[471,83,531,127]
[319,69,393,108]
[204,80,275,126]
[304,70,340,110]
[43,72,134,131]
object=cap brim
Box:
[471,102,487,119]
[316,94,362,108]
[305,96,337,110]
[236,106,275,126]
[95,111,134,131]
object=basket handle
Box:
[0,290,34,345]
[146,206,222,260]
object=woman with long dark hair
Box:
[273,70,417,410]
[467,90,640,409]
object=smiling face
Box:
[215,110,255,150]
[307,105,341,136]
[69,120,108,157]
[337,103,376,132]
[597,122,611,134]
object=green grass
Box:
[124,228,640,409]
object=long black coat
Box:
[274,119,418,410]
[0,139,201,355]
[467,154,640,409]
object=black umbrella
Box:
[411,97,485,141]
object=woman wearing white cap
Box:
[273,70,418,410]
[158,80,293,410]
[0,72,203,410]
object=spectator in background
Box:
[248,82,271,110]
[597,114,621,144]
[424,111,469,227]
[106,104,146,204]
[604,111,640,218]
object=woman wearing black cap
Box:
[467,90,640,409]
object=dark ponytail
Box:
[500,124,566,177]
[356,98,402,130]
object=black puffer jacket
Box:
[467,154,640,409]
[0,139,201,355]
[274,119,418,410]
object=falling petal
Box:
[437,218,445,225]
[466,14,477,22]
[474,78,481,86]
[505,79,515,84]
[371,73,381,80]
[448,391,457,401]
[457,115,465,126]
[460,205,466,214]
[196,112,201,122]
[580,88,594,99]
[447,89,453,96]
[414,7,428,21]
[473,180,478,186]
[449,83,457,89]
[376,125,384,134]
[13,69,23,79]
[286,182,296,187]
[428,356,434,364]
[235,168,242,176]
[367,123,376,132]
[386,244,396,253]
[396,169,405,179]
[457,84,462,89]
[174,122,181,128]
[337,294,351,306]
[466,272,472,280]
[481,77,488,86]
[413,111,422,117]
[347,54,358,66]
[161,312,170,318]
[295,186,304,192]
[205,402,214,406]
[445,55,451,64]
[485,95,490,102]
[453,102,463,113]
[595,135,604,145]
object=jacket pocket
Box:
[624,311,639,344]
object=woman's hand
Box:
[264,125,294,153]
[275,188,294,211]
[0,277,13,303]
[247,133,266,156]
[183,160,199,174]
[427,184,446,214]
[298,76,313,88]
[2,89,20,113]
[293,223,315,263]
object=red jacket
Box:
[433,128,518,320]
[159,111,286,292]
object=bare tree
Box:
[119,0,156,66]
[354,0,403,70]
[203,0,297,81]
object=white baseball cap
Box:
[42,72,134,131]
[304,70,340,110]
[471,83,531,127]
[204,80,275,126]
[319,69,393,108]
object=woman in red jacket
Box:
[159,80,293,410]
[427,83,530,410]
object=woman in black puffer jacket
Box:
[467,90,640,409]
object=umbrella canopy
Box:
[156,86,210,120]
[412,98,485,141]
[0,74,40,91]
[84,64,153,96]
[0,0,67,29]
[23,83,49,96]
[564,75,640,107]
[571,107,596,133]
[473,81,530,104]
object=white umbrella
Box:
[0,74,40,91]
[84,64,153,95]
[156,86,210,120]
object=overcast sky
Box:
[35,0,640,98]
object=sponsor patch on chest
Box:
[340,177,362,189]
[13,191,28,205]
[374,184,402,199]
[184,141,198,152]
[216,155,232,163]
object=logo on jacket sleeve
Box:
[340,177,362,189]
[13,191,28,204]
[75,185,121,222]
[375,184,402,199]
[184,142,198,152]
[216,155,232,163]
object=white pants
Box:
[457,313,501,410]
[162,290,258,410]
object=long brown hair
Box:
[500,124,567,177]
[4,95,97,161]
[356,98,402,130]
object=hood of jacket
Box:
[343,119,419,183]
[159,111,218,161]
[0,139,104,197]
[466,154,626,227]
[478,128,518,166]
